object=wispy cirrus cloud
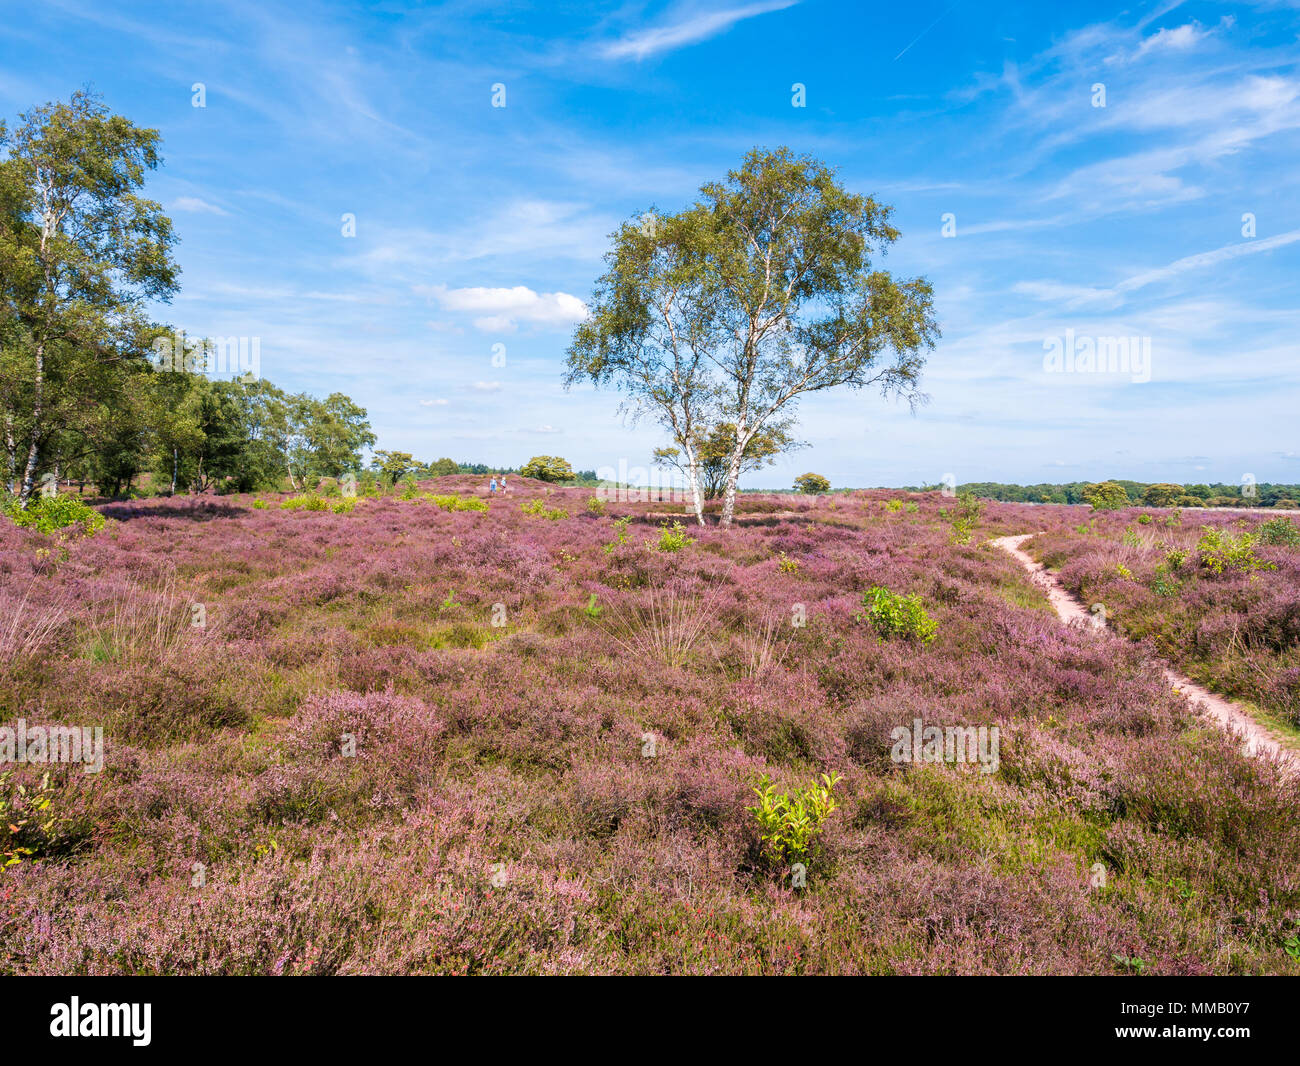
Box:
[601,0,797,61]
[172,196,229,215]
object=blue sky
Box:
[2,0,1297,488]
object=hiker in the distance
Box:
[499,474,507,492]
[489,476,498,493]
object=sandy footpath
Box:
[991,533,1297,775]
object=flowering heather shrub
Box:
[0,489,1297,974]
[1028,513,1300,726]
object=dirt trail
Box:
[991,533,1298,774]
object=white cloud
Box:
[422,284,588,332]
[1135,22,1211,58]
[419,398,449,406]
[602,1,797,61]
[470,381,503,392]
[173,196,229,215]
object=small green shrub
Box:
[521,498,567,520]
[856,586,937,645]
[3,495,104,537]
[748,772,842,867]
[944,492,983,545]
[655,520,694,553]
[586,496,606,515]
[1258,517,1300,546]
[1,770,58,867]
[430,494,488,513]
[886,499,905,513]
[776,551,799,574]
[1197,527,1275,575]
[603,515,633,554]
[282,494,328,511]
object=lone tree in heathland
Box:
[566,147,938,528]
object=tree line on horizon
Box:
[928,479,1300,509]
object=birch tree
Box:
[564,210,722,525]
[0,91,178,505]
[699,148,938,527]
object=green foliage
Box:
[1197,527,1275,576]
[586,495,606,515]
[886,498,905,512]
[1,770,58,867]
[1137,514,1153,525]
[1141,483,1183,508]
[427,457,460,477]
[1259,517,1300,546]
[429,494,488,513]
[794,472,830,495]
[281,493,328,511]
[776,551,799,574]
[747,772,843,867]
[583,593,603,620]
[656,422,801,500]
[655,520,694,552]
[520,456,574,483]
[521,498,568,520]
[856,586,937,645]
[1151,566,1181,598]
[945,492,983,545]
[1083,481,1131,511]
[1165,547,1189,570]
[2,494,104,536]
[374,451,418,487]
[603,514,633,554]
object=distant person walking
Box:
[499,474,508,492]
[489,477,498,494]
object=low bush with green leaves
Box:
[856,585,938,645]
[429,494,488,513]
[655,520,694,553]
[521,498,568,520]
[603,514,633,554]
[747,771,843,867]
[2,494,105,537]
[944,492,983,545]
[281,494,329,511]
[1197,527,1275,575]
[1259,517,1300,546]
